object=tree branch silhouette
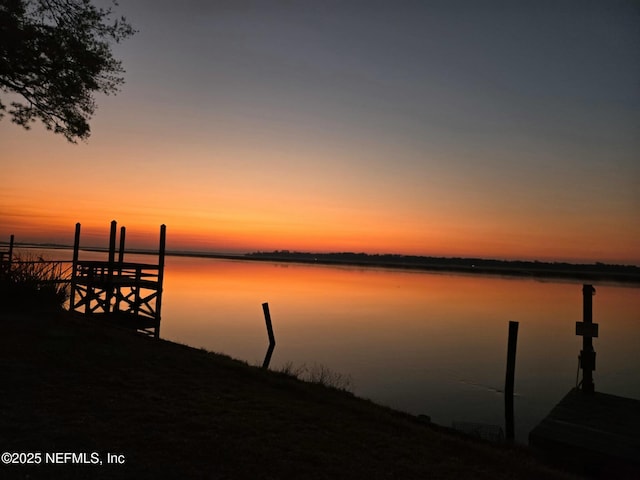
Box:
[0,0,135,142]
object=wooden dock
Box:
[529,388,640,478]
[69,221,166,338]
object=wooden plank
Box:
[85,312,159,330]
[530,388,640,477]
[72,277,158,289]
[76,260,159,270]
[576,321,599,338]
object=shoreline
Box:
[233,254,640,284]
[8,244,640,285]
[1,309,575,479]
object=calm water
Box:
[160,257,640,443]
[23,249,640,443]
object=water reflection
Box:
[161,256,639,443]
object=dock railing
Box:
[69,221,166,338]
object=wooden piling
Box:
[105,220,117,314]
[118,226,126,264]
[70,223,81,311]
[579,285,596,393]
[8,234,14,270]
[114,226,126,313]
[0,234,15,277]
[505,320,519,441]
[154,224,166,339]
[530,284,638,476]
[262,302,276,369]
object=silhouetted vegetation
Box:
[277,361,354,392]
[0,0,135,141]
[0,254,69,312]
[246,251,640,283]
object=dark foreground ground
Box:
[0,311,577,480]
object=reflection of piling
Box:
[505,321,519,442]
[262,302,276,369]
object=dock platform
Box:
[529,388,640,478]
[69,221,166,338]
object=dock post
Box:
[154,224,166,339]
[576,285,597,394]
[107,220,117,265]
[70,223,81,312]
[105,220,117,314]
[115,226,126,313]
[118,226,126,264]
[262,302,276,369]
[505,321,519,442]
[8,234,14,272]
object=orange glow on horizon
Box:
[2,209,639,266]
[1,121,639,265]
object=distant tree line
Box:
[246,251,640,281]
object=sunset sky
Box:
[1,0,639,264]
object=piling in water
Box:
[505,320,519,442]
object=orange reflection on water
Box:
[161,258,638,380]
[8,248,635,444]
[165,259,639,434]
[78,254,640,443]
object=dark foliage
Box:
[0,0,135,142]
[246,250,640,282]
[0,255,69,312]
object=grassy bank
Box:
[0,311,575,479]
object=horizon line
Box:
[4,241,640,268]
